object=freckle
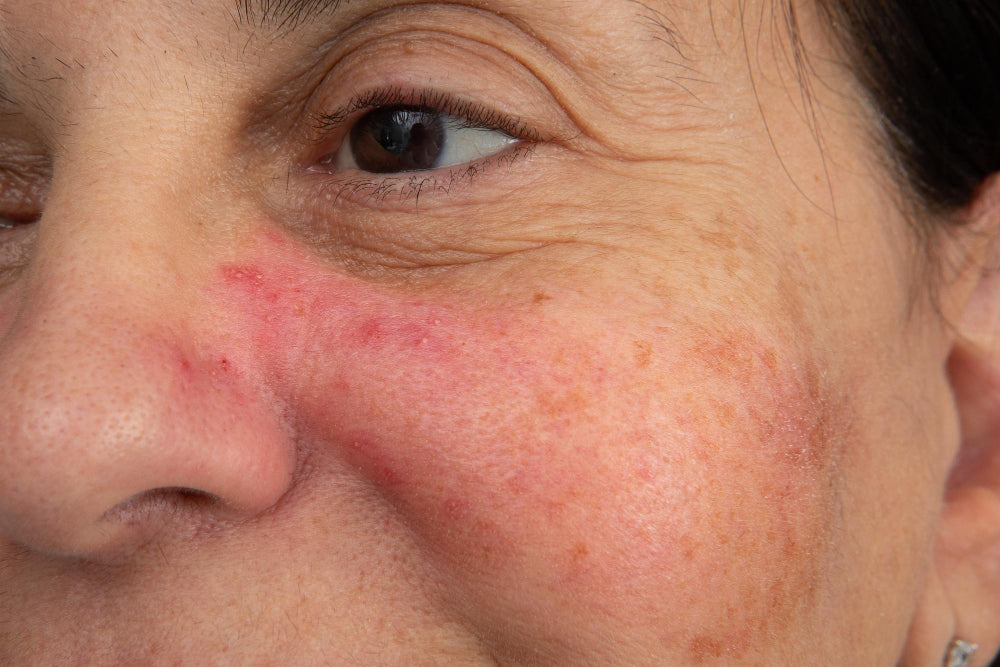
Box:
[762,348,778,374]
[536,386,590,418]
[711,398,737,427]
[688,635,725,660]
[532,292,552,304]
[633,340,653,369]
[570,541,589,563]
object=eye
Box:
[0,182,44,230]
[0,153,50,231]
[331,105,517,174]
[0,208,39,230]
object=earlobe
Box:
[899,567,958,666]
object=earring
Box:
[944,638,978,667]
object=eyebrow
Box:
[239,0,686,62]
[239,0,345,31]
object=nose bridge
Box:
[0,140,296,558]
[4,143,204,412]
[8,93,236,370]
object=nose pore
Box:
[0,190,296,559]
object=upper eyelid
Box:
[311,87,540,142]
[277,8,587,155]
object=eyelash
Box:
[305,87,540,207]
[313,87,539,142]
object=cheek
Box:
[0,280,25,332]
[210,231,847,660]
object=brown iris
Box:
[349,106,446,173]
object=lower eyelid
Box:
[0,224,36,275]
[302,141,539,212]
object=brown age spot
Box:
[560,540,593,583]
[633,339,653,368]
[535,384,591,419]
[667,308,847,663]
[687,634,732,662]
[532,291,553,304]
[762,347,778,373]
[697,226,737,252]
[704,395,738,428]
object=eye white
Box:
[433,118,517,169]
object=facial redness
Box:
[208,227,848,662]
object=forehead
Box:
[0,1,713,148]
[0,0,694,51]
[0,0,743,88]
[0,0,842,137]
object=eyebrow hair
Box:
[239,0,686,57]
[0,50,11,106]
[239,0,345,31]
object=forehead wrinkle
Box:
[236,0,692,49]
[0,11,16,107]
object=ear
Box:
[906,175,1000,667]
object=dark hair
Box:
[815,1,1000,217]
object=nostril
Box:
[102,487,225,527]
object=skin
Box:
[0,0,997,664]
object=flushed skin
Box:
[0,0,999,665]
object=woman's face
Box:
[0,0,975,663]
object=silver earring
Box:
[944,638,978,667]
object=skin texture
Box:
[0,0,997,664]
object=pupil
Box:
[350,106,446,173]
[377,121,407,155]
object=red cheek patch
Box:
[210,229,848,662]
[218,261,467,365]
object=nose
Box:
[0,161,296,560]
